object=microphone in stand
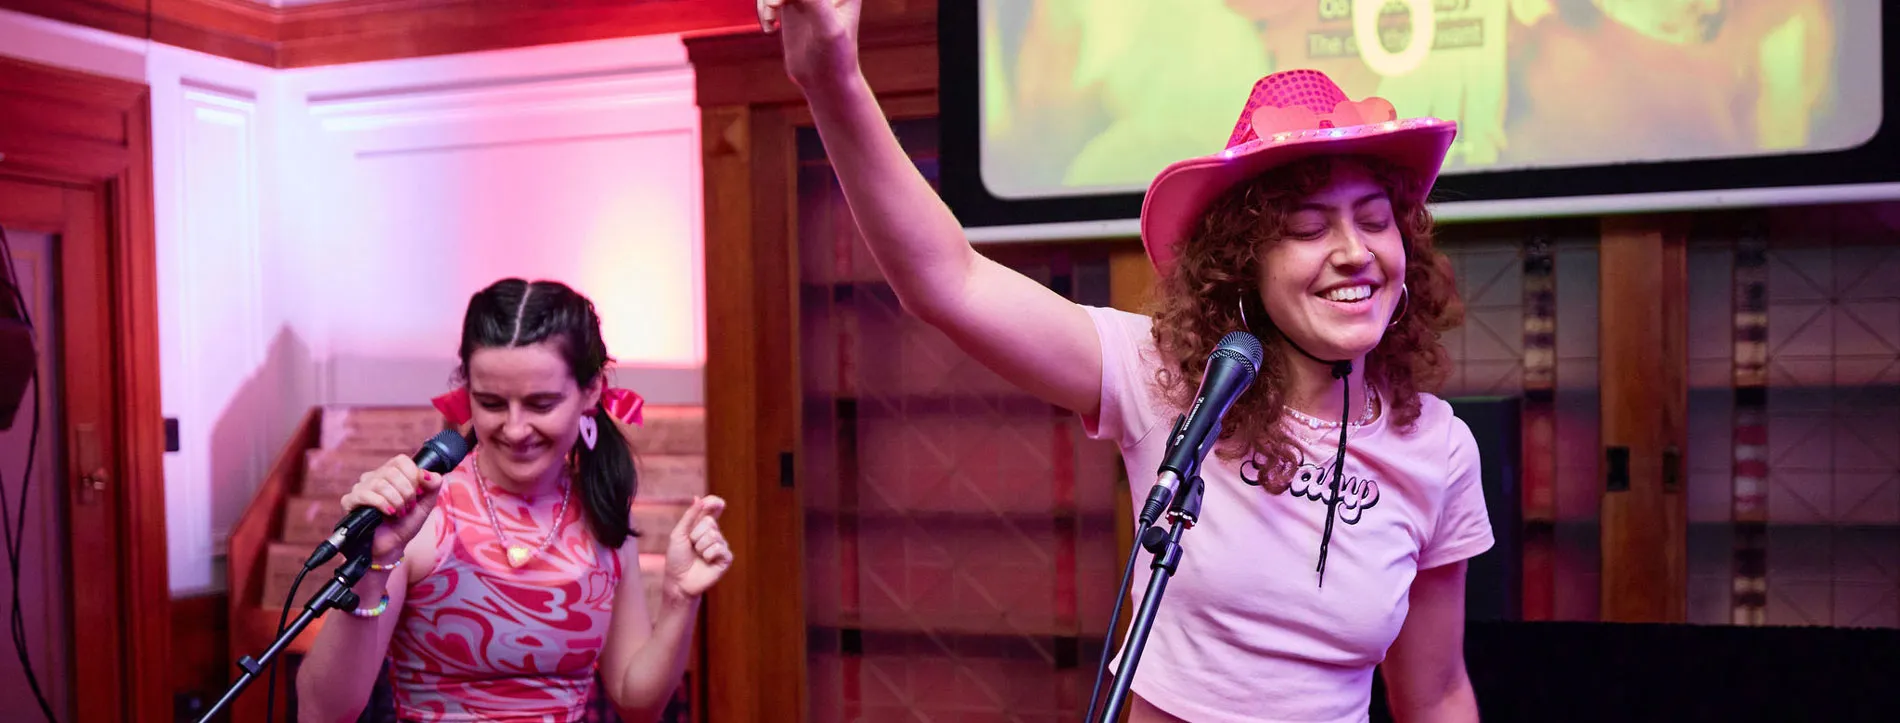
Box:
[197,428,474,723]
[1088,331,1264,723]
[1136,331,1265,528]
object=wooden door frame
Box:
[0,55,170,723]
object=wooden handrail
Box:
[227,407,320,618]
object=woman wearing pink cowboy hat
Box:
[763,2,1490,721]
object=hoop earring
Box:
[1388,284,1409,328]
[1237,294,1252,331]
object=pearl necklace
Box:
[1283,387,1379,431]
[472,454,572,568]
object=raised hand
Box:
[759,0,863,90]
[664,495,732,599]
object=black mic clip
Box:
[303,507,377,572]
[1165,470,1206,527]
[1139,471,1205,556]
[1136,415,1189,529]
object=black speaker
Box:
[0,318,31,431]
[1447,396,1522,622]
[1,226,36,432]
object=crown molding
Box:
[0,0,760,68]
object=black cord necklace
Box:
[1315,360,1353,588]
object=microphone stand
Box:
[197,544,375,723]
[1097,471,1205,723]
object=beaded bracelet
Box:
[368,554,403,572]
[349,593,391,619]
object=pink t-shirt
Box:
[1084,306,1494,723]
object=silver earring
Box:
[1388,284,1409,328]
[1237,295,1251,330]
[579,415,599,450]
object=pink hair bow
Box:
[600,387,645,427]
[430,387,646,427]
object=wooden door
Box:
[0,56,171,722]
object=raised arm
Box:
[765,0,1105,416]
[599,496,733,722]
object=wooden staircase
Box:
[226,404,709,722]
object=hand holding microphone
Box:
[341,455,446,562]
[304,430,470,570]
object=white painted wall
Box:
[0,8,706,594]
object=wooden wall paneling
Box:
[690,14,941,721]
[170,593,230,710]
[1598,215,1690,622]
[0,55,169,723]
[685,3,941,716]
[1107,246,1155,314]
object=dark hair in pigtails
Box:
[576,397,637,548]
[457,278,639,549]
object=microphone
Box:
[1138,331,1264,528]
[302,429,472,571]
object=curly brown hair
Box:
[1149,154,1464,493]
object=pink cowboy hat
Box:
[1139,69,1458,274]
